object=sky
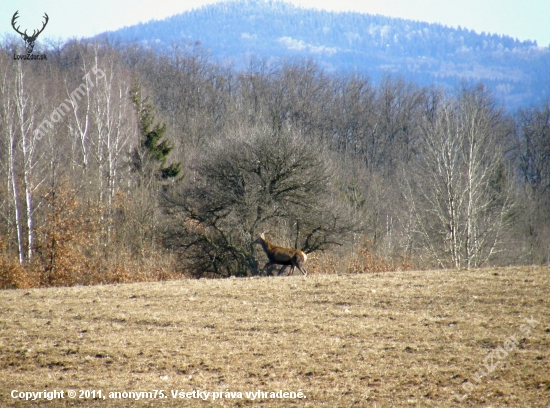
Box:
[1,0,549,47]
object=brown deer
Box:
[253,233,308,276]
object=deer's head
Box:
[252,231,269,247]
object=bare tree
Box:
[0,59,25,263]
[90,48,137,245]
[13,61,46,262]
[162,123,358,276]
[405,85,516,268]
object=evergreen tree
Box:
[130,82,182,180]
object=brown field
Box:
[1,266,549,407]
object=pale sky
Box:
[1,0,549,47]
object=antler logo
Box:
[11,10,49,55]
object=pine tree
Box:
[130,82,182,180]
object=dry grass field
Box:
[1,266,549,407]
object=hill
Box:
[1,266,549,406]
[96,0,550,110]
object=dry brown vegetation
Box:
[0,239,404,288]
[1,266,549,407]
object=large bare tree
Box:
[162,123,358,277]
[405,86,517,268]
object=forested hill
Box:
[96,0,550,110]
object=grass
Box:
[1,266,549,407]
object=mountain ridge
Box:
[95,0,550,109]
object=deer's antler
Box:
[32,13,49,40]
[11,11,25,37]
[11,11,49,41]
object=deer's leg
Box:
[268,263,281,276]
[261,261,275,276]
[294,260,307,276]
[278,265,289,276]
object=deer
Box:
[252,233,308,276]
[11,11,49,55]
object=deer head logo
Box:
[11,11,49,55]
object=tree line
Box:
[0,38,548,287]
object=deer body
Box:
[253,233,307,276]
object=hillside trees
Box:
[125,42,231,153]
[0,38,548,288]
[517,102,550,263]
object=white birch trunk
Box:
[15,62,36,262]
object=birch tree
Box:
[0,62,25,263]
[89,49,137,246]
[405,86,516,268]
[13,61,45,262]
